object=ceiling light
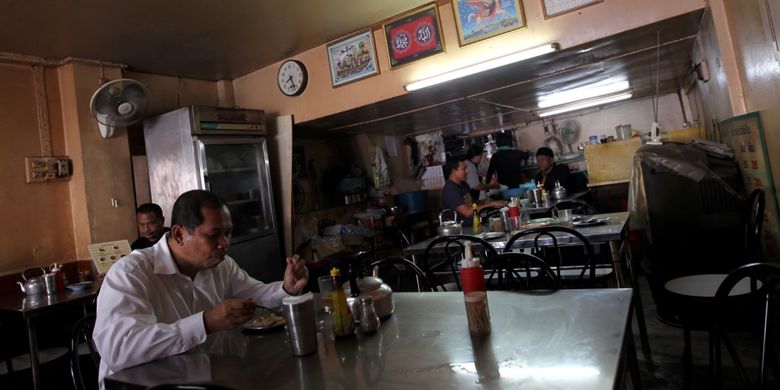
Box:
[404,43,560,92]
[537,92,633,117]
[538,80,630,108]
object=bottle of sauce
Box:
[471,203,480,233]
[461,243,491,335]
[50,263,67,292]
[329,267,354,337]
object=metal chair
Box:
[553,200,597,216]
[70,313,99,390]
[421,235,497,291]
[485,252,560,291]
[713,262,780,390]
[744,188,765,260]
[369,256,433,292]
[505,226,612,286]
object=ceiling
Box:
[0,1,704,138]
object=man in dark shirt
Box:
[441,158,506,226]
[131,203,170,250]
[485,132,529,189]
[534,147,572,192]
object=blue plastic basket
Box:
[396,191,428,213]
[500,182,537,199]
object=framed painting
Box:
[384,3,445,69]
[326,29,380,87]
[542,0,603,19]
[452,0,526,46]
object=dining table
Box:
[105,289,635,389]
[0,282,99,390]
[403,211,651,355]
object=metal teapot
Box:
[345,254,394,320]
[17,268,47,295]
[437,209,462,236]
[552,181,567,200]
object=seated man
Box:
[534,147,572,192]
[131,203,170,250]
[441,158,506,227]
[93,190,308,386]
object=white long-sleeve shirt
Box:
[93,236,288,387]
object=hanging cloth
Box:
[372,146,392,189]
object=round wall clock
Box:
[277,60,308,96]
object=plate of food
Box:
[572,216,610,227]
[242,307,286,332]
[66,281,93,292]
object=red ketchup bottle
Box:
[461,243,491,335]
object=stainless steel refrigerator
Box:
[143,106,282,282]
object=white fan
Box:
[557,119,581,157]
[89,79,150,138]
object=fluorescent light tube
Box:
[538,80,630,108]
[537,92,633,117]
[404,43,559,92]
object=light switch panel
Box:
[25,156,72,183]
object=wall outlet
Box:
[25,156,72,183]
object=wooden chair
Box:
[485,252,560,291]
[421,235,497,291]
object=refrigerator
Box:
[143,106,282,282]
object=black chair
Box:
[743,188,765,260]
[553,200,597,216]
[421,235,497,291]
[70,313,99,390]
[369,256,434,292]
[505,226,612,286]
[485,252,560,291]
[146,385,236,390]
[713,262,780,390]
[478,206,502,220]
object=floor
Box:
[630,274,778,390]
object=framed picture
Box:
[452,0,526,46]
[542,0,603,19]
[326,29,380,87]
[384,3,445,69]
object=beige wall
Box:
[232,0,706,123]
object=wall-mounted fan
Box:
[89,78,149,138]
[557,119,580,156]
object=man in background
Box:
[442,158,506,227]
[485,132,529,189]
[131,203,170,250]
[535,146,572,192]
[464,144,498,200]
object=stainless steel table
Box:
[0,283,98,390]
[403,212,650,355]
[106,290,634,390]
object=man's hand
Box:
[283,254,308,296]
[203,298,255,333]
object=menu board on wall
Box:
[88,240,131,274]
[719,112,780,258]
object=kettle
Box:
[17,268,47,295]
[552,181,567,200]
[345,253,394,320]
[437,209,462,236]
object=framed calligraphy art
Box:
[384,3,445,69]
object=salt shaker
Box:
[358,297,380,334]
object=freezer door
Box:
[196,137,277,242]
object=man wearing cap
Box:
[534,147,572,192]
[464,144,498,200]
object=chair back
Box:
[714,262,780,390]
[70,313,99,390]
[485,252,560,291]
[505,226,606,285]
[422,235,497,291]
[744,188,765,260]
[369,257,433,292]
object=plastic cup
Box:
[558,209,573,224]
[508,216,522,232]
[317,275,333,308]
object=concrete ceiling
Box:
[0,0,430,80]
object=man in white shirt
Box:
[93,189,309,386]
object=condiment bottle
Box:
[358,297,381,334]
[460,243,491,335]
[329,267,354,338]
[471,203,480,233]
[50,263,67,291]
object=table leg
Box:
[608,240,626,287]
[612,239,651,356]
[26,317,41,390]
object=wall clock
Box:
[277,60,308,96]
